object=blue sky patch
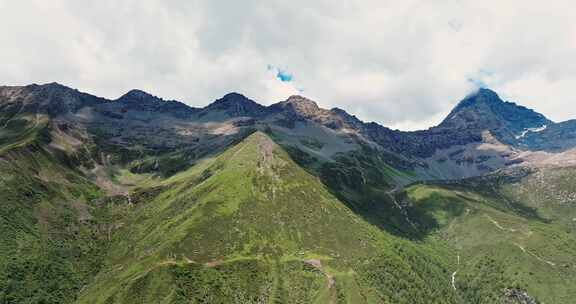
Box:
[276,70,293,82]
[268,65,294,82]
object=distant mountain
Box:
[115,89,199,118]
[2,82,576,180]
[196,92,267,119]
[0,82,106,116]
[439,88,552,144]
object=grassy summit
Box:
[78,132,457,303]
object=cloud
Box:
[0,0,575,130]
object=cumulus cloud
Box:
[0,0,575,130]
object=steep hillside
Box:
[401,169,576,304]
[78,132,459,304]
[0,110,110,303]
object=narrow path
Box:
[485,215,517,232]
[513,243,556,267]
[484,216,553,266]
[451,254,460,291]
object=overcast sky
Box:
[1,0,575,130]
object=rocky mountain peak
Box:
[441,88,551,132]
[448,88,502,114]
[116,89,177,106]
[209,92,259,108]
[222,92,248,100]
[114,89,197,118]
[118,89,157,101]
[202,92,266,117]
[274,95,322,118]
[285,95,319,108]
[29,82,78,95]
[1,82,104,116]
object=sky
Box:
[1,0,575,130]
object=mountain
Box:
[518,119,576,151]
[441,88,550,133]
[3,83,570,178]
[439,88,551,145]
[0,82,106,116]
[76,132,457,303]
[115,89,199,119]
[1,82,576,303]
[197,92,267,119]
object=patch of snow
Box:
[515,125,547,139]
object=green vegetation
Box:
[76,132,460,303]
[0,119,106,303]
[2,114,575,303]
[404,180,576,303]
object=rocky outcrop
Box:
[503,288,538,304]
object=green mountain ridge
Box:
[77,132,458,303]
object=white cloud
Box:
[0,0,575,130]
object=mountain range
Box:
[1,82,576,303]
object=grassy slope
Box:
[283,142,423,240]
[3,111,575,304]
[78,132,458,304]
[405,177,576,303]
[500,167,576,232]
[0,114,121,303]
